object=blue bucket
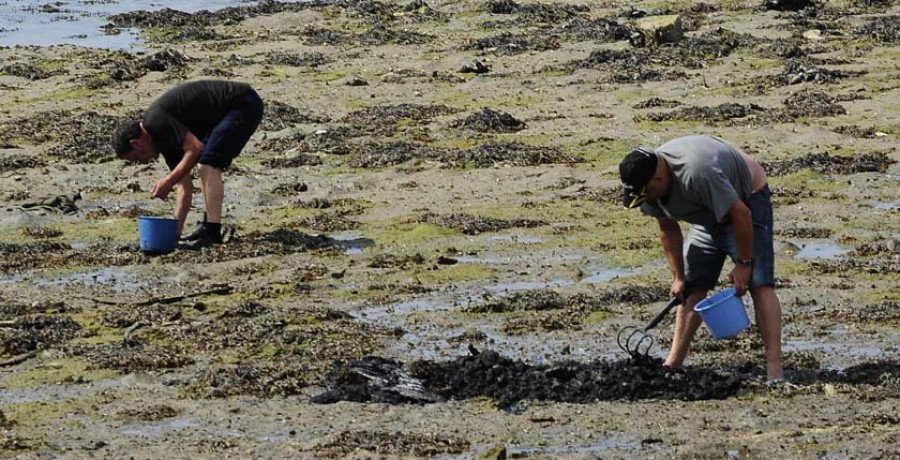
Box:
[693,288,750,339]
[138,216,178,253]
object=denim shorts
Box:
[199,89,264,169]
[683,184,776,294]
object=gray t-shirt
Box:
[640,135,752,227]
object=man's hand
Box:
[729,264,752,296]
[670,278,686,299]
[150,177,174,200]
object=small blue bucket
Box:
[693,288,750,339]
[138,216,178,253]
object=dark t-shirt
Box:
[143,80,251,170]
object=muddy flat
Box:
[1,0,899,458]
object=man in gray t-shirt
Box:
[619,135,783,382]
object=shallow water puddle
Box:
[784,327,892,369]
[15,267,145,291]
[120,417,195,437]
[791,240,848,260]
[355,263,631,322]
[328,231,374,254]
[873,198,900,210]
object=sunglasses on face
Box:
[624,184,648,209]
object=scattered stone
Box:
[341,75,369,86]
[460,60,491,74]
[452,108,526,133]
[632,15,684,46]
[764,0,817,11]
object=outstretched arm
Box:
[151,132,205,200]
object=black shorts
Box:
[199,89,264,169]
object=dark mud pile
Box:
[349,140,574,168]
[106,1,323,31]
[761,151,896,176]
[856,16,900,43]
[484,0,588,25]
[465,32,560,56]
[561,48,687,84]
[260,101,330,132]
[312,430,469,458]
[100,304,185,329]
[0,110,134,163]
[261,154,322,168]
[633,97,681,109]
[342,103,458,135]
[452,108,525,133]
[0,62,65,81]
[549,16,632,43]
[640,89,849,125]
[314,351,744,409]
[778,88,848,120]
[0,154,45,172]
[775,59,864,86]
[0,315,82,356]
[467,290,567,313]
[636,102,765,123]
[832,125,881,138]
[295,212,360,232]
[271,182,309,196]
[259,126,359,155]
[421,213,546,235]
[775,227,832,238]
[73,338,195,372]
[160,302,385,397]
[823,300,900,326]
[117,405,181,422]
[264,51,329,68]
[300,24,433,46]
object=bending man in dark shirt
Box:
[619,135,783,381]
[113,80,264,247]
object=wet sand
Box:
[1,0,899,458]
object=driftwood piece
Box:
[83,285,233,306]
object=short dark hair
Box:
[112,120,142,158]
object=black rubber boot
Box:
[181,212,208,241]
[188,222,223,249]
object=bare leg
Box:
[750,285,783,380]
[664,290,707,368]
[198,164,224,223]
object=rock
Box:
[460,60,491,74]
[803,29,824,41]
[633,15,683,46]
[890,239,900,253]
[381,71,403,83]
[341,75,368,86]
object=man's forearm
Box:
[731,209,754,262]
[174,181,192,233]
[166,149,201,188]
[658,220,685,280]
